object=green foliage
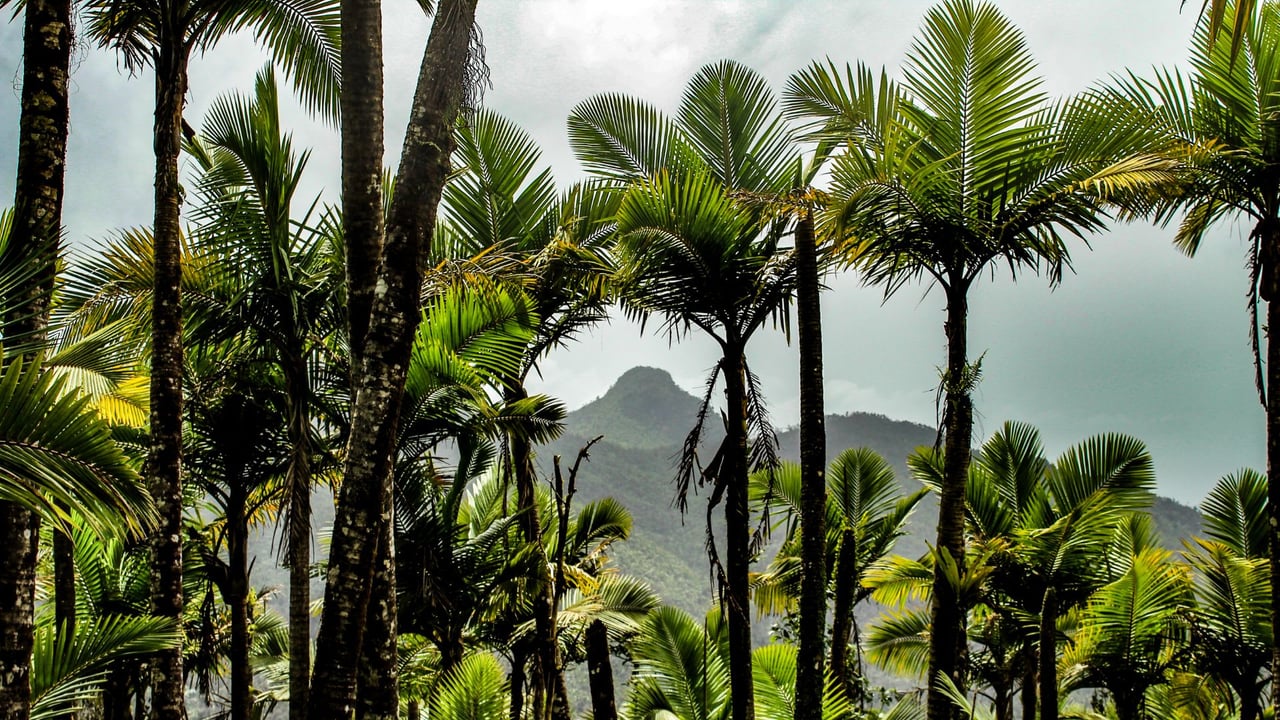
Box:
[30,615,181,720]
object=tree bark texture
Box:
[341,0,386,374]
[283,353,314,720]
[722,349,755,720]
[147,31,190,720]
[228,473,251,720]
[927,283,972,720]
[1268,256,1280,715]
[829,528,857,703]
[795,211,827,720]
[309,2,478,717]
[0,1,70,714]
[355,519,398,720]
[585,620,617,720]
[1037,589,1057,720]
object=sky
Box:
[0,0,1260,505]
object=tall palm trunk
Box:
[829,529,857,701]
[505,388,571,720]
[147,26,190,720]
[283,353,313,720]
[309,3,478,717]
[927,281,972,720]
[228,468,252,720]
[795,211,826,720]
[322,0,386,716]
[1037,589,1057,720]
[585,619,616,720]
[1267,246,1280,714]
[0,0,71,715]
[721,347,755,720]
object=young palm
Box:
[569,60,799,720]
[750,448,927,704]
[784,4,1171,715]
[1091,6,1280,699]
[186,68,344,715]
[441,108,620,720]
[1182,470,1271,719]
[1061,546,1192,720]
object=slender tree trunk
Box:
[341,0,386,369]
[927,282,972,720]
[228,476,251,720]
[147,24,190,720]
[506,394,571,720]
[509,649,527,720]
[795,210,827,720]
[585,619,617,720]
[829,531,856,703]
[1020,645,1036,720]
[283,355,313,720]
[0,0,70,714]
[309,3,478,717]
[722,348,755,720]
[1268,233,1280,716]
[54,530,75,637]
[0,508,39,720]
[1038,589,1057,720]
[1237,680,1261,720]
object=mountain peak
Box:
[566,366,701,449]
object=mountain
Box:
[544,365,1206,617]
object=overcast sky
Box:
[0,0,1257,505]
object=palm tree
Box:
[185,67,343,718]
[81,3,338,715]
[441,107,621,720]
[569,60,799,720]
[783,4,1171,715]
[1062,545,1192,720]
[1183,470,1270,720]
[750,448,927,705]
[626,606,853,720]
[1091,5,1280,702]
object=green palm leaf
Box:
[0,357,152,535]
[30,615,180,720]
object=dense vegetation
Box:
[0,1,1277,720]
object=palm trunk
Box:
[509,648,527,720]
[1268,229,1280,715]
[722,348,755,720]
[340,0,386,369]
[1037,589,1057,720]
[0,0,71,713]
[795,210,827,720]
[147,29,189,720]
[506,395,571,720]
[54,531,75,638]
[585,619,617,720]
[228,474,252,720]
[829,530,856,703]
[283,354,313,720]
[1020,645,1036,720]
[355,520,398,720]
[927,282,972,720]
[309,3,478,717]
